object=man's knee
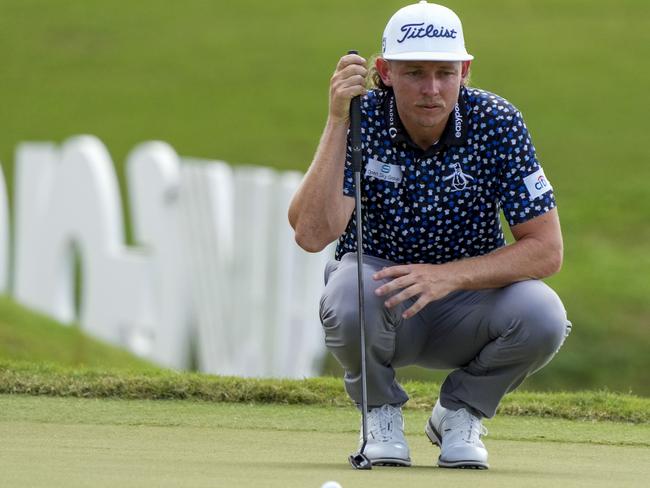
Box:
[496,281,571,361]
[319,258,397,358]
[524,304,571,361]
[320,290,361,349]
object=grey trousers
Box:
[319,253,572,418]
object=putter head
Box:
[348,452,372,470]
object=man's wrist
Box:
[326,113,350,129]
[441,260,471,291]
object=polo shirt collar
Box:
[382,87,468,155]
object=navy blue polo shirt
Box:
[335,86,556,264]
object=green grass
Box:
[1,0,649,394]
[0,296,158,371]
[1,395,648,487]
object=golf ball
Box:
[321,482,342,488]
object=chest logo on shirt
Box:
[365,157,403,183]
[443,162,474,191]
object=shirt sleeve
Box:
[497,110,556,226]
[342,129,355,196]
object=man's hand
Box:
[329,53,368,123]
[373,264,459,319]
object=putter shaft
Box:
[347,49,371,469]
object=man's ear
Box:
[375,58,393,87]
[461,60,472,82]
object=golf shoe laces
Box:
[443,408,488,444]
[367,404,403,443]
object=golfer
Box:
[288,0,571,469]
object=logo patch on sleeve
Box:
[365,158,403,183]
[523,168,552,199]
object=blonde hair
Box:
[366,54,472,90]
[367,54,389,90]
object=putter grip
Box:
[347,50,362,173]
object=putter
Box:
[346,50,372,471]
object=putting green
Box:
[1,395,648,487]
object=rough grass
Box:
[1,360,647,423]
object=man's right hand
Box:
[329,53,368,123]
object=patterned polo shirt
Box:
[335,85,556,264]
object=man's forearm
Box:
[288,118,353,251]
[447,234,563,291]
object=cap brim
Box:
[383,51,474,61]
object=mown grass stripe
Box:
[1,361,647,423]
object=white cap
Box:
[382,1,473,61]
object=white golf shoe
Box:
[360,404,411,466]
[425,399,489,469]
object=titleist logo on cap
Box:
[397,23,458,43]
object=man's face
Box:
[377,59,469,139]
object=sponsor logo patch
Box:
[523,168,552,199]
[365,157,402,183]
